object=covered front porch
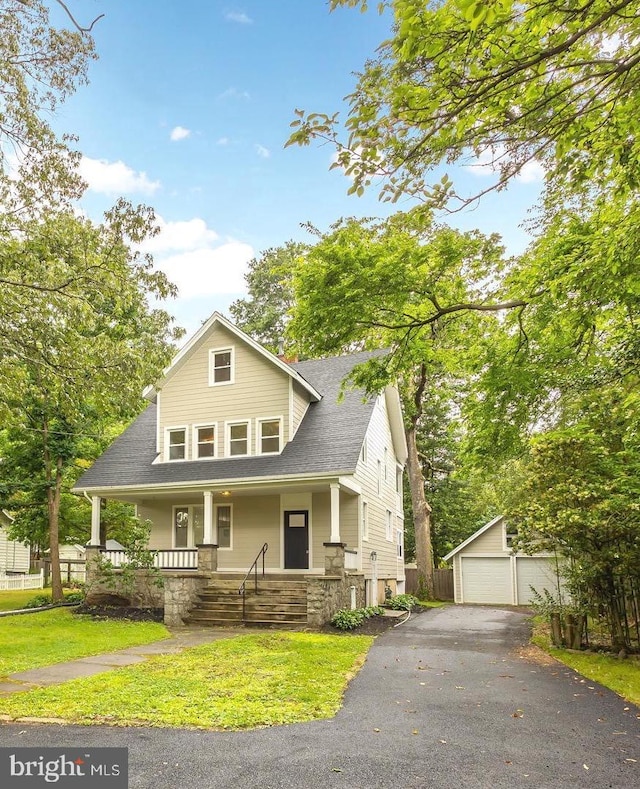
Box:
[86,477,362,577]
[84,478,365,627]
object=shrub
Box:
[64,590,85,604]
[330,606,387,630]
[24,594,53,608]
[386,593,420,611]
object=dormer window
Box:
[209,347,234,386]
[194,424,216,459]
[227,421,250,457]
[258,418,281,454]
[166,428,187,461]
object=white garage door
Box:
[516,557,560,605]
[461,557,512,604]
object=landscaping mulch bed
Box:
[324,607,417,636]
[73,604,164,623]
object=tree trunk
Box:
[43,419,63,603]
[406,425,434,598]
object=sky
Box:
[53,0,544,338]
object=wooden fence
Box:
[405,567,454,600]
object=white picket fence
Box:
[0,569,45,591]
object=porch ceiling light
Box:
[220,490,231,497]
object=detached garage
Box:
[443,516,562,606]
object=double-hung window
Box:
[166,428,187,461]
[361,500,369,541]
[194,425,216,459]
[209,347,234,385]
[386,509,393,541]
[227,421,250,456]
[258,418,281,454]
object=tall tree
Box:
[0,208,180,600]
[288,212,507,596]
[0,0,103,223]
[229,241,307,353]
[289,0,640,211]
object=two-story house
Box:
[73,313,407,627]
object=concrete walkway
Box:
[0,627,241,695]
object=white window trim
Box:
[256,416,283,456]
[225,419,251,458]
[165,425,188,462]
[503,522,518,552]
[192,423,217,460]
[172,504,204,548]
[384,447,388,481]
[208,346,235,387]
[215,502,233,551]
[386,509,393,542]
[361,438,367,464]
[361,499,369,541]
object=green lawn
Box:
[532,617,640,706]
[0,631,373,729]
[0,590,45,611]
[0,608,169,680]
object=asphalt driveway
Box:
[0,606,638,788]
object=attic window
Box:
[504,523,518,550]
[209,347,234,385]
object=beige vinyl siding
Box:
[139,495,283,570]
[453,554,462,603]
[311,491,359,566]
[354,394,403,581]
[462,521,505,554]
[291,381,310,436]
[159,324,291,459]
[138,503,173,549]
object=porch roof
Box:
[73,351,381,493]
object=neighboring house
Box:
[73,313,407,626]
[444,515,563,606]
[57,540,126,582]
[0,510,30,574]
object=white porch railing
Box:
[102,549,198,570]
[0,569,45,591]
[344,549,358,571]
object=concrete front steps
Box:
[183,574,308,627]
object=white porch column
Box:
[90,496,101,546]
[330,482,341,543]
[203,490,215,544]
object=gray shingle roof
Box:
[74,350,382,491]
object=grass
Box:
[0,631,373,729]
[0,608,169,680]
[532,617,640,706]
[0,590,42,611]
[417,600,447,608]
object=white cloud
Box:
[79,156,160,195]
[157,242,254,298]
[225,11,253,24]
[141,217,219,254]
[170,126,191,142]
[141,215,254,300]
[255,144,270,159]
[217,137,230,146]
[218,87,251,101]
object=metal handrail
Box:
[238,543,268,621]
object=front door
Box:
[284,510,309,569]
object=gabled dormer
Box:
[145,313,321,463]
